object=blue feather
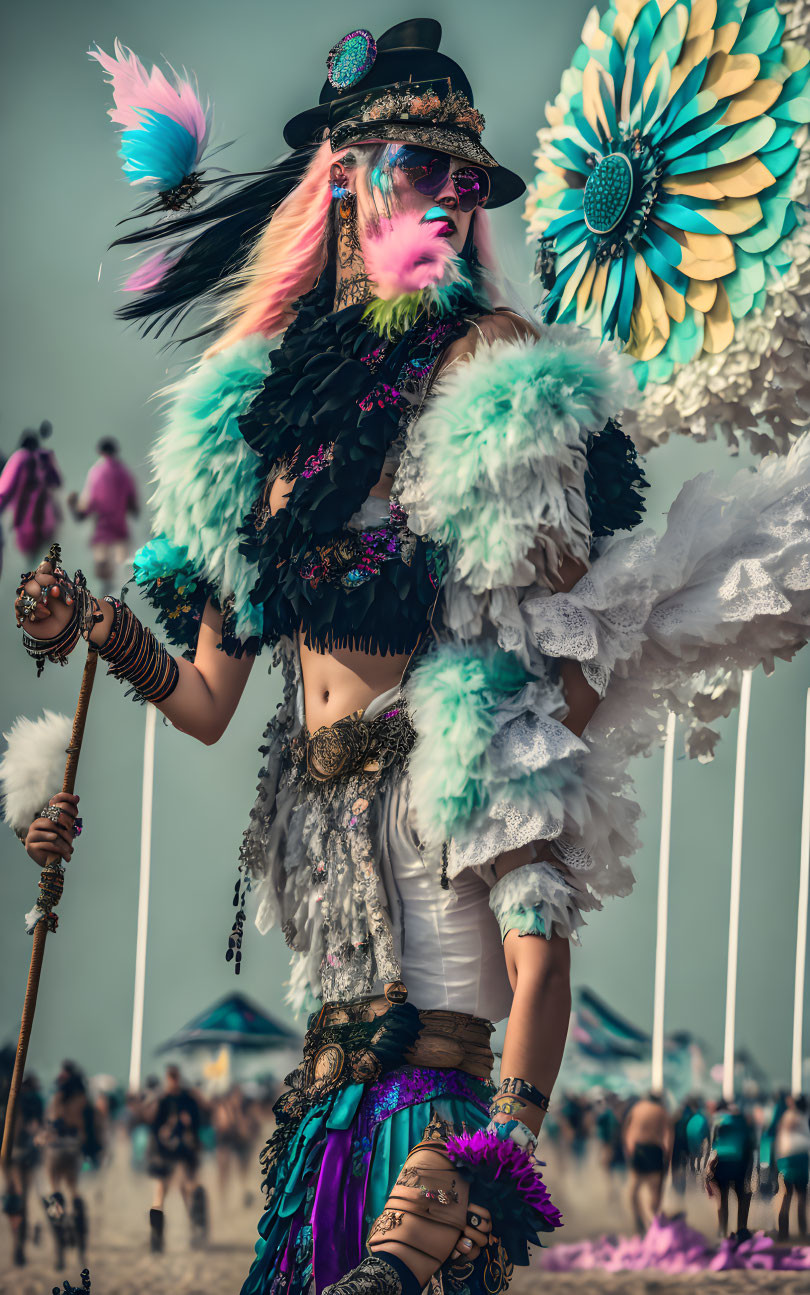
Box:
[120,110,198,190]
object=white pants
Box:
[367,688,514,1023]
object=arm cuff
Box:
[488,857,599,942]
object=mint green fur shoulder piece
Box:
[406,639,582,849]
[407,642,526,843]
[397,326,631,594]
[145,335,271,642]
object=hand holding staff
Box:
[2,546,99,1166]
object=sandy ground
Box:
[2,1138,809,1295]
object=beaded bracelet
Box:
[97,598,179,704]
[484,1116,538,1155]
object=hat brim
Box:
[285,109,525,208]
[342,123,526,208]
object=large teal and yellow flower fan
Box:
[525,0,810,453]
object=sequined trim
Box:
[350,83,485,135]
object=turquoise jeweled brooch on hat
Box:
[327,30,377,91]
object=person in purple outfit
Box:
[0,422,62,559]
[68,438,139,591]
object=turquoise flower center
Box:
[583,153,634,235]
[327,30,377,90]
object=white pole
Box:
[651,712,677,1094]
[128,704,157,1093]
[722,671,753,1103]
[791,689,810,1096]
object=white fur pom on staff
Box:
[2,645,98,1169]
[0,711,73,837]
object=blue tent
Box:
[157,992,298,1052]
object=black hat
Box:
[283,19,526,209]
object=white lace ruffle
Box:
[439,675,640,905]
[522,530,658,674]
[447,436,810,925]
[588,436,810,762]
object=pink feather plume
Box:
[122,251,178,293]
[89,39,210,153]
[361,211,462,300]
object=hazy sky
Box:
[1,0,807,1090]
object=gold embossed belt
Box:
[287,700,416,784]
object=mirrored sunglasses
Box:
[389,145,491,212]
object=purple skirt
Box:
[240,1064,495,1294]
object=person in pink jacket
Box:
[68,438,139,591]
[0,422,62,562]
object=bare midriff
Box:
[268,464,413,734]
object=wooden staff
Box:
[1,644,98,1166]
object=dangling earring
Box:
[331,181,350,200]
[338,190,358,240]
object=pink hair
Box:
[209,140,340,352]
[209,149,510,353]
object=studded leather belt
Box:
[261,986,494,1193]
[312,992,495,1083]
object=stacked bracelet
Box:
[487,1077,549,1155]
[18,560,103,677]
[496,1077,550,1113]
[98,598,179,704]
[22,615,82,676]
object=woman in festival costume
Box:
[11,17,810,1295]
[0,421,62,560]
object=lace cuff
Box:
[521,530,656,677]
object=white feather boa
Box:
[0,711,71,836]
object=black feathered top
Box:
[135,274,647,658]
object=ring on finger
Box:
[467,1212,484,1229]
[17,593,39,620]
[39,805,62,824]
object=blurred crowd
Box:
[3,1042,810,1274]
[545,1087,810,1244]
[0,1047,274,1270]
[0,424,138,590]
[4,1037,810,1276]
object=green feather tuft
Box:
[407,640,588,849]
[362,292,431,339]
[362,267,476,339]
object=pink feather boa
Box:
[361,211,464,300]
